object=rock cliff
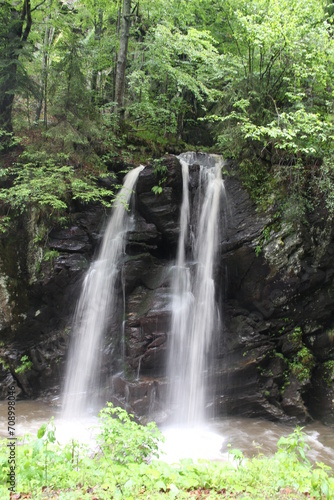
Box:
[1,153,334,424]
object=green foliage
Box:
[151,159,168,195]
[37,418,57,486]
[0,357,9,371]
[43,249,59,266]
[227,444,244,468]
[97,402,162,464]
[46,10,101,154]
[277,427,311,466]
[317,159,334,219]
[278,328,315,386]
[127,24,221,140]
[287,326,303,349]
[290,346,315,383]
[0,130,21,152]
[1,0,334,222]
[1,412,334,499]
[15,355,33,375]
[323,360,334,387]
[0,151,117,232]
[207,0,334,216]
[255,224,273,256]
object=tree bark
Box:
[35,0,54,125]
[0,0,32,133]
[114,0,131,119]
[91,9,103,97]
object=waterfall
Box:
[62,165,144,419]
[167,153,225,425]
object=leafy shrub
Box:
[97,402,163,464]
[0,151,118,232]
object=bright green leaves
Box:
[1,0,334,212]
[0,409,334,499]
[127,24,220,138]
[242,108,334,157]
[0,151,117,232]
[277,426,311,465]
[37,418,56,444]
[97,402,163,465]
[144,25,219,102]
[151,159,167,195]
[15,355,33,375]
[211,0,334,217]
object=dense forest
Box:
[1,0,334,231]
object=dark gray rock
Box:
[1,153,334,426]
[136,155,182,247]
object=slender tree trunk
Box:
[0,0,32,133]
[114,0,131,120]
[35,1,54,124]
[112,7,121,104]
[26,91,31,126]
[91,9,103,97]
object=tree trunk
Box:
[112,6,121,104]
[0,0,32,133]
[114,0,131,120]
[91,9,103,97]
[35,0,53,125]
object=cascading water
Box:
[62,165,144,420]
[167,153,225,425]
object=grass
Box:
[0,404,333,499]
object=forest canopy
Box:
[1,0,334,226]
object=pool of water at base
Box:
[0,400,333,468]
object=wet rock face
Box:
[216,165,334,423]
[0,205,106,398]
[135,155,182,248]
[0,156,182,402]
[1,154,334,425]
[113,157,334,424]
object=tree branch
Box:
[31,0,47,13]
[22,0,32,42]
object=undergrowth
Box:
[0,403,333,499]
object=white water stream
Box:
[167,153,225,424]
[62,165,144,419]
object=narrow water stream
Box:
[167,153,225,424]
[62,165,145,419]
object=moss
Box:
[327,329,334,342]
[0,356,9,371]
[322,360,334,387]
[26,208,46,284]
[287,327,303,350]
[290,346,315,383]
[276,337,315,393]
